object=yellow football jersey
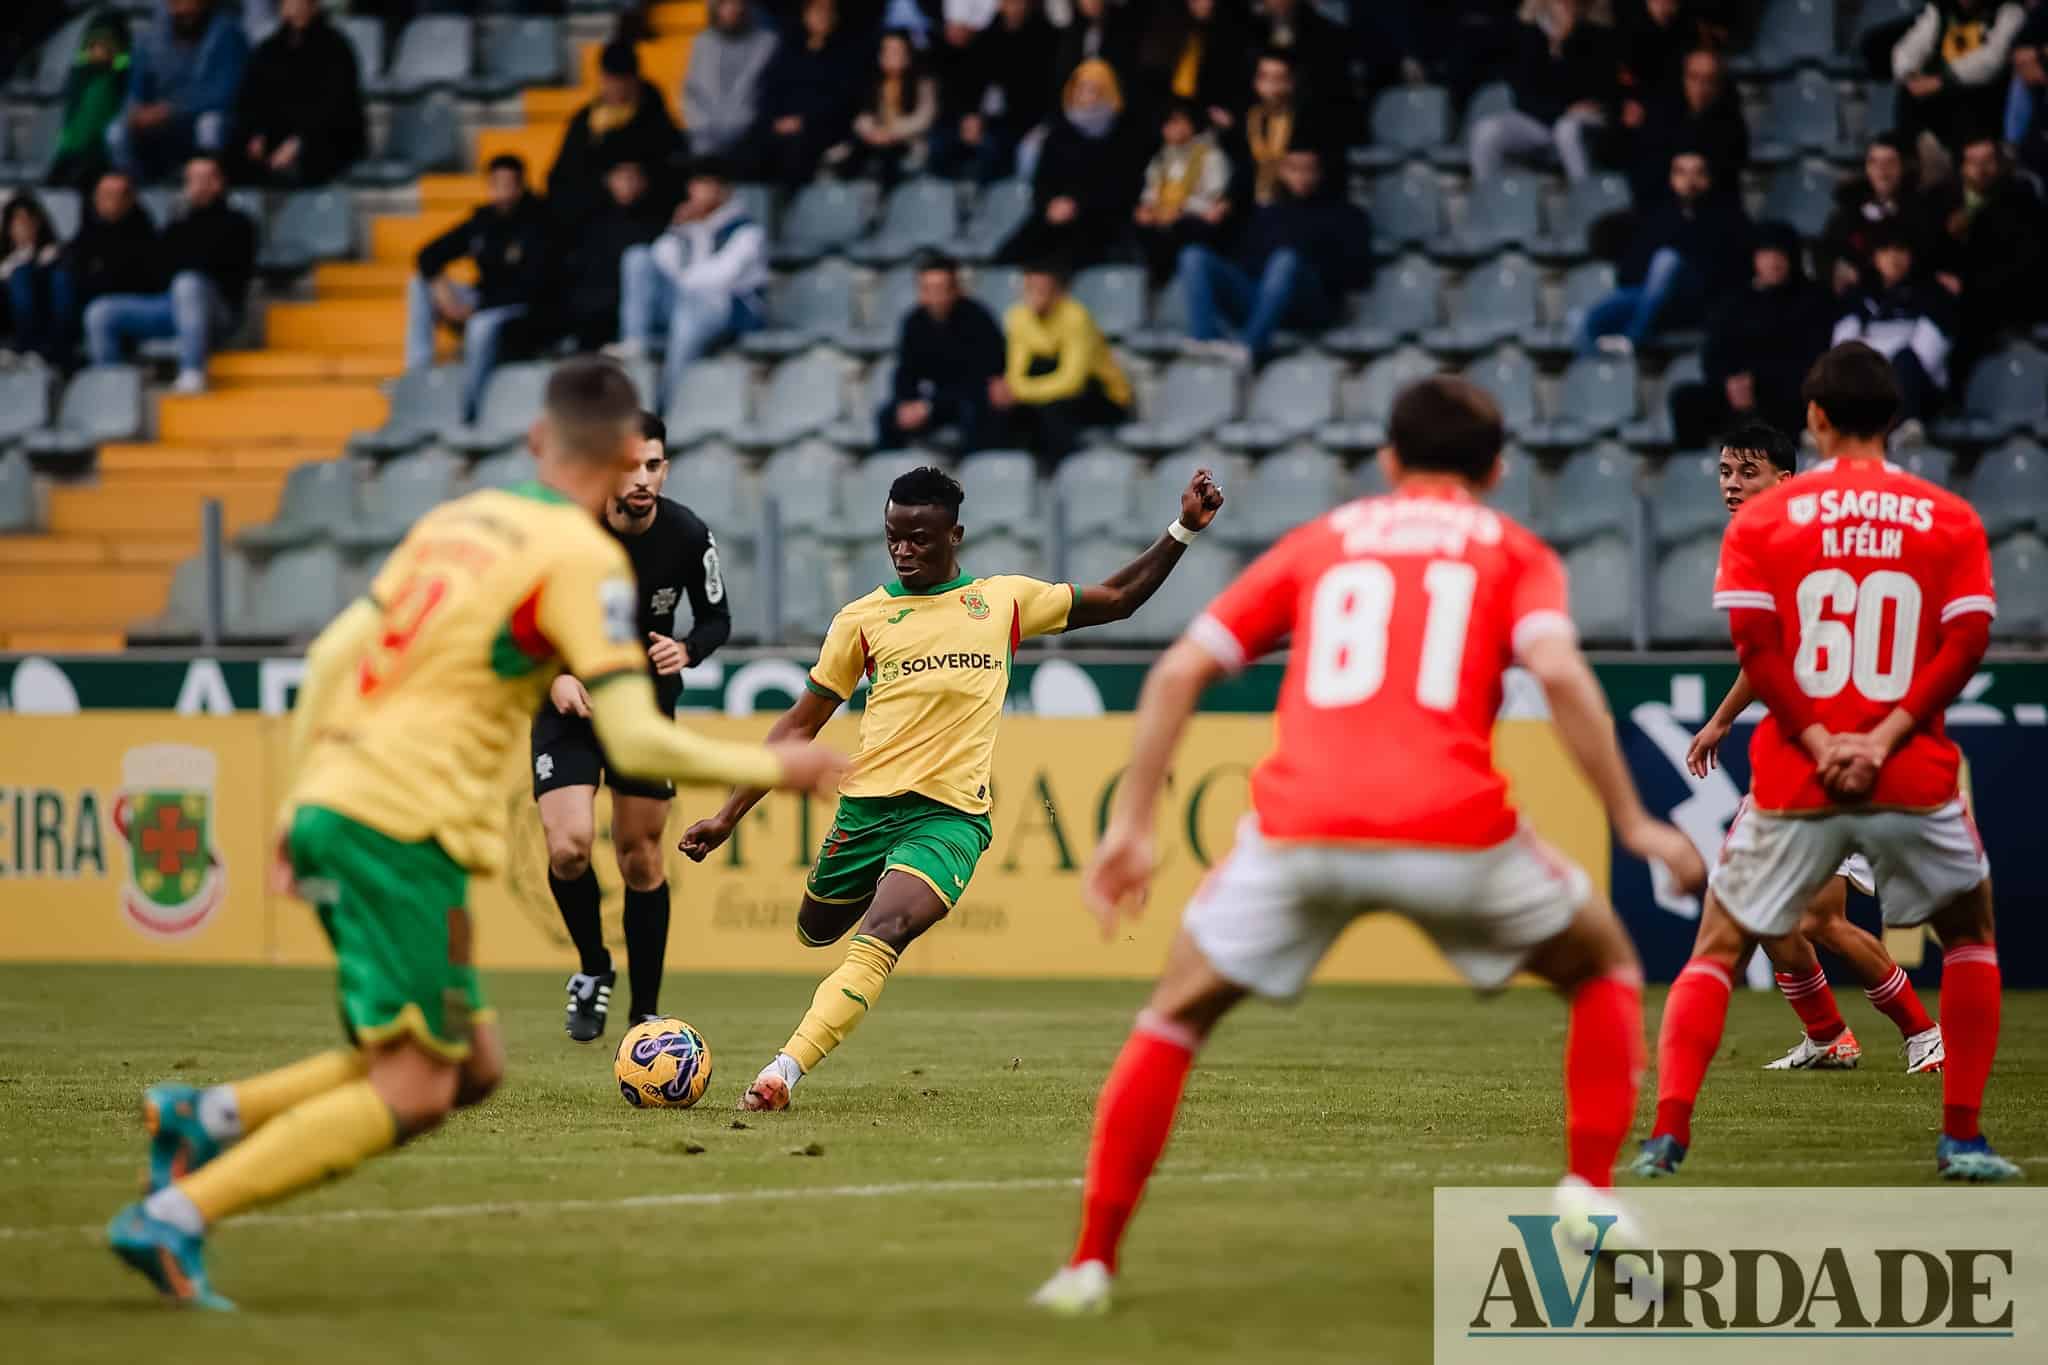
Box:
[289,484,649,873]
[806,572,1075,815]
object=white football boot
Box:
[1903,1025,1945,1075]
[1031,1260,1112,1316]
[1762,1028,1862,1070]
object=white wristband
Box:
[1166,520,1199,546]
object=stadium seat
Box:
[843,266,920,356]
[1862,79,1898,137]
[0,364,53,450]
[0,105,61,183]
[243,543,347,640]
[9,12,86,100]
[339,451,462,555]
[1527,354,1638,447]
[773,181,874,265]
[759,440,852,533]
[1215,352,1340,449]
[1064,538,1150,643]
[1536,173,1632,259]
[826,361,894,448]
[1763,162,1841,238]
[746,350,851,448]
[1533,260,1618,352]
[1053,446,1143,539]
[742,259,858,357]
[349,366,464,459]
[832,449,944,540]
[22,365,143,469]
[1109,544,1241,642]
[1426,253,1538,354]
[1119,358,1238,450]
[769,538,842,639]
[968,264,1020,319]
[1965,439,2048,540]
[1233,443,1347,547]
[1989,534,2048,641]
[959,527,1045,580]
[1730,0,1835,76]
[1936,345,2048,443]
[444,362,549,455]
[950,179,1033,262]
[1648,450,1726,549]
[1353,455,1390,498]
[37,188,82,242]
[257,188,355,275]
[957,449,1042,543]
[1751,69,1842,163]
[1546,443,1640,548]
[1566,535,1639,645]
[1370,165,1445,253]
[465,17,562,99]
[848,178,959,266]
[664,355,752,447]
[238,459,358,553]
[1460,347,1539,434]
[0,449,36,532]
[1432,81,1515,169]
[1486,446,1541,525]
[1651,535,1725,643]
[339,15,385,86]
[350,93,463,187]
[1144,448,1251,524]
[1072,265,1146,341]
[1325,254,1441,354]
[468,447,539,492]
[667,444,753,536]
[730,182,778,241]
[1618,350,1701,445]
[1445,173,1542,261]
[131,551,252,641]
[1887,444,1955,487]
[1318,344,1439,449]
[375,16,473,96]
[1359,85,1451,170]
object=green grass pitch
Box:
[1,964,2041,1364]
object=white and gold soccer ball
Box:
[614,1017,714,1109]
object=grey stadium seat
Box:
[1486,446,1541,525]
[1546,443,1640,548]
[666,444,753,536]
[1370,166,1446,253]
[1537,173,1632,258]
[1751,69,1841,163]
[1447,172,1542,260]
[848,178,959,266]
[339,450,462,554]
[349,365,465,458]
[376,16,473,96]
[1989,534,2048,642]
[465,17,563,99]
[37,188,82,243]
[468,447,539,492]
[1144,449,1251,527]
[1649,450,1727,550]
[958,528,1045,580]
[834,449,943,538]
[825,360,893,448]
[0,105,62,183]
[1621,350,1702,444]
[664,354,753,447]
[1763,162,1841,239]
[759,440,853,533]
[1426,253,1538,354]
[1535,260,1618,351]
[1432,81,1516,169]
[1359,84,1451,170]
[1319,344,1438,450]
[1527,353,1638,446]
[956,450,1042,543]
[351,93,463,187]
[1073,265,1145,340]
[1054,447,1143,539]
[774,181,873,265]
[1119,358,1238,451]
[1730,0,1835,76]
[1461,347,1539,435]
[23,365,143,467]
[1216,352,1340,449]
[132,552,253,640]
[968,264,1020,318]
[1234,444,1348,547]
[10,13,87,99]
[747,350,851,448]
[243,544,347,640]
[1886,444,1955,488]
[1127,272,1191,356]
[1936,345,2048,443]
[258,188,355,274]
[0,364,52,449]
[1965,439,2048,541]
[1566,535,1638,645]
[0,449,36,532]
[951,179,1033,262]
[238,459,358,552]
[340,15,385,85]
[843,265,920,356]
[1109,544,1241,643]
[742,259,858,357]
[1325,254,1441,354]
[445,362,548,454]
[1652,535,1725,643]
[1064,539,1150,644]
[773,536,842,641]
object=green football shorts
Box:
[287,804,488,1062]
[805,792,993,912]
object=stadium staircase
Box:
[0,4,704,652]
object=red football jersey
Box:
[1190,485,1573,847]
[1712,457,1996,813]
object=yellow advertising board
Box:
[1,713,1605,984]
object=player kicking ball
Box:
[533,411,732,1041]
[1633,342,2015,1184]
[1683,421,1942,1075]
[1034,377,1706,1315]
[105,360,846,1309]
[680,464,1225,1111]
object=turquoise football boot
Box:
[1629,1134,1687,1179]
[107,1203,235,1311]
[1937,1135,2024,1183]
[143,1083,223,1194]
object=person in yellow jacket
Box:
[992,260,1132,462]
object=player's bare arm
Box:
[1065,472,1226,630]
[679,686,844,860]
[1687,669,1756,777]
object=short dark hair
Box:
[1869,131,1909,160]
[887,465,965,522]
[1389,376,1502,481]
[186,151,225,176]
[687,154,734,185]
[1256,47,1296,71]
[1717,419,1797,474]
[1022,257,1071,284]
[1802,341,1901,439]
[914,250,958,276]
[639,410,667,446]
[487,153,526,179]
[1868,220,1914,253]
[543,358,641,464]
[1163,97,1201,127]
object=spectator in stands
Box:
[557,156,665,353]
[935,0,1060,183]
[1628,48,1747,207]
[1,193,71,366]
[1831,224,1954,438]
[1134,99,1232,284]
[1892,0,2026,157]
[66,171,159,330]
[1818,134,1933,296]
[998,59,1145,266]
[48,10,131,191]
[1179,144,1370,367]
[878,252,1007,450]
[1228,49,1305,210]
[549,41,685,230]
[757,0,864,186]
[1248,0,1347,121]
[1133,0,1248,132]
[828,29,936,184]
[2008,3,2048,171]
[1922,131,2046,352]
[684,0,778,167]
[235,0,365,188]
[1468,0,1619,184]
[1616,0,1703,96]
[1668,219,1833,446]
[1052,0,1138,98]
[1578,148,1750,356]
[110,0,250,181]
[84,153,254,394]
[993,259,1131,463]
[406,154,552,421]
[615,156,768,411]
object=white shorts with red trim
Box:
[1711,798,1988,939]
[1181,819,1590,999]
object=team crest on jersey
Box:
[649,586,679,616]
[1787,494,1818,526]
[960,589,990,620]
[879,659,901,684]
[113,744,226,939]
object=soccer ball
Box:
[614,1017,714,1109]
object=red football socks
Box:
[1865,965,1936,1040]
[1652,958,1734,1149]
[1070,1011,1199,1272]
[1774,966,1847,1043]
[1940,945,2001,1142]
[1564,970,1644,1188]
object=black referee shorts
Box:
[530,683,681,801]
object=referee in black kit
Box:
[533,411,731,1041]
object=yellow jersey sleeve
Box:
[1006,576,1077,639]
[535,535,645,684]
[806,606,868,702]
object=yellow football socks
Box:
[180,1080,398,1225]
[228,1048,367,1135]
[783,933,899,1072]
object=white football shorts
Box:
[1182,818,1591,998]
